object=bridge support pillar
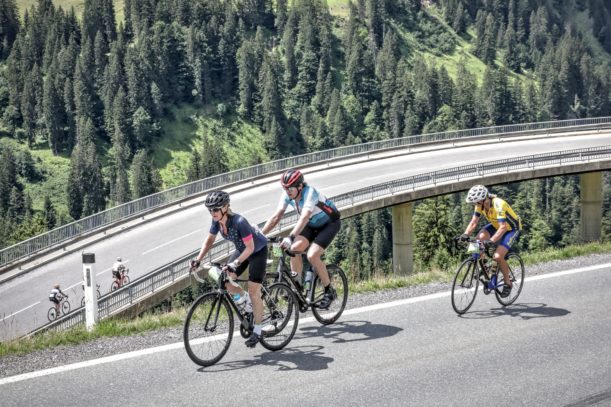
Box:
[580,172,603,242]
[392,202,414,276]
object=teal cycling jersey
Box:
[277,184,338,228]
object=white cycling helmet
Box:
[465,185,488,204]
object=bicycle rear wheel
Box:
[259,282,299,351]
[311,264,348,325]
[47,307,57,321]
[451,259,479,314]
[183,292,234,367]
[494,253,525,306]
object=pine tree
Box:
[21,64,42,146]
[130,149,161,198]
[0,0,20,61]
[186,149,202,182]
[201,135,228,178]
[413,196,456,269]
[43,195,57,230]
[275,0,288,33]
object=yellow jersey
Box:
[474,196,522,231]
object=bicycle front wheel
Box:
[259,282,299,351]
[62,300,71,315]
[110,281,120,291]
[495,253,525,306]
[312,264,348,325]
[451,259,479,314]
[122,275,130,285]
[183,292,234,367]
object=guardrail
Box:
[31,144,611,337]
[3,116,611,269]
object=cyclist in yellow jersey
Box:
[460,185,522,298]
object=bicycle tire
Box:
[183,292,233,367]
[259,282,299,351]
[47,307,57,321]
[451,259,479,314]
[122,275,130,285]
[62,299,70,315]
[110,281,120,291]
[494,252,525,306]
[81,297,85,307]
[311,264,348,325]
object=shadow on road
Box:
[298,319,403,343]
[460,303,571,320]
[198,320,402,373]
[198,345,334,373]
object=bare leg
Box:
[308,243,330,286]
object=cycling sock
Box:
[254,324,262,335]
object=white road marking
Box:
[0,301,41,322]
[0,262,609,386]
[240,204,270,215]
[142,229,203,255]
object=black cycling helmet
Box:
[280,169,304,188]
[205,190,230,208]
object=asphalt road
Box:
[1,263,610,406]
[1,131,610,341]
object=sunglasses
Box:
[284,186,298,193]
[208,207,223,213]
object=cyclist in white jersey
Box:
[262,169,341,308]
[49,283,67,315]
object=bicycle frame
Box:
[268,244,322,309]
[463,240,506,291]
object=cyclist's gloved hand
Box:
[458,233,469,242]
[280,235,294,249]
[225,260,239,273]
[482,240,495,248]
[190,259,200,271]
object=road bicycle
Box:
[81,283,102,307]
[451,238,525,314]
[265,236,348,325]
[47,295,70,321]
[110,267,130,291]
[184,262,299,367]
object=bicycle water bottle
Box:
[233,293,252,313]
[304,270,314,292]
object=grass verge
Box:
[2,241,610,358]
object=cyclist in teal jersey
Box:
[262,169,341,309]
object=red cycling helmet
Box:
[280,169,304,188]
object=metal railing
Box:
[32,144,611,336]
[3,116,611,269]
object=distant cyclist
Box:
[112,257,126,287]
[190,190,268,348]
[261,169,341,309]
[49,284,67,315]
[459,185,522,298]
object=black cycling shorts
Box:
[300,218,341,249]
[228,246,268,284]
[50,297,59,304]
